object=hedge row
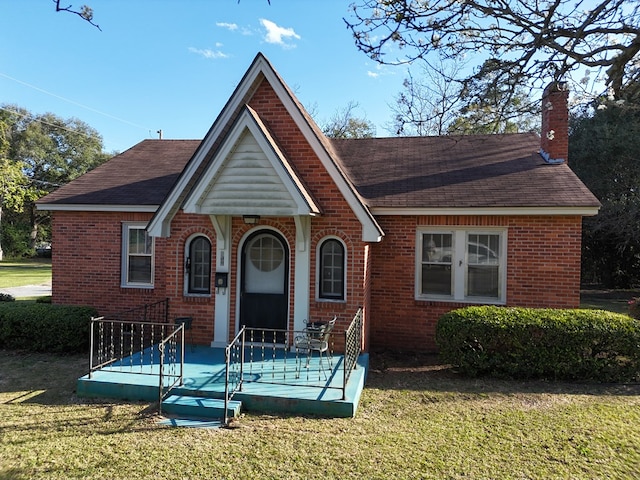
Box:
[436,306,640,382]
[0,302,98,353]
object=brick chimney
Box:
[540,81,569,164]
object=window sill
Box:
[415,296,505,306]
[121,284,154,290]
[315,298,346,304]
[184,293,212,298]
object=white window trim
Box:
[183,233,212,297]
[415,227,507,304]
[315,236,347,303]
[121,222,154,289]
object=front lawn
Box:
[0,350,638,479]
[0,259,52,288]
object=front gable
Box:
[147,52,383,242]
[183,106,321,217]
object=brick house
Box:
[37,53,600,352]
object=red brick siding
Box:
[368,215,583,352]
[49,79,584,354]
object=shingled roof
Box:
[38,132,599,213]
[329,133,600,210]
[38,139,199,208]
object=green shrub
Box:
[436,306,640,382]
[0,302,98,353]
[0,293,15,302]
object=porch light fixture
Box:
[243,215,260,225]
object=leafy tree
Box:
[322,101,376,138]
[346,0,640,104]
[0,119,30,260]
[569,89,640,287]
[1,105,110,256]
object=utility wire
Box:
[0,72,152,131]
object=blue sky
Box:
[1,1,404,152]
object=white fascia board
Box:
[36,204,157,213]
[371,206,601,217]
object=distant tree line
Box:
[0,106,110,259]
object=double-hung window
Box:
[417,229,505,303]
[122,223,154,288]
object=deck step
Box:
[161,395,242,420]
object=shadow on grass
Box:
[367,350,640,397]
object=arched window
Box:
[186,235,211,294]
[318,238,345,300]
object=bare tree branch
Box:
[346,0,640,99]
[54,0,101,31]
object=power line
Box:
[0,105,100,141]
[0,72,152,131]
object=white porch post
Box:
[210,215,231,348]
[293,216,311,332]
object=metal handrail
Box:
[89,318,175,375]
[158,323,185,414]
[224,326,246,426]
[343,307,363,399]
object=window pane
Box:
[129,256,151,283]
[421,233,452,296]
[189,237,211,293]
[468,234,499,265]
[467,265,499,297]
[249,236,284,272]
[422,233,452,263]
[422,264,451,295]
[467,233,500,298]
[320,239,344,299]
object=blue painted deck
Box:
[77,345,369,419]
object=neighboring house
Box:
[37,53,600,352]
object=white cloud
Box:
[188,47,229,59]
[216,22,238,31]
[259,18,300,47]
[367,71,380,78]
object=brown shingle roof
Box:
[38,139,199,206]
[329,133,600,209]
[38,133,600,211]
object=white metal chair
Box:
[295,316,337,372]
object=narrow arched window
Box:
[319,238,345,300]
[186,236,211,294]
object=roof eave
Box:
[370,206,601,217]
[36,204,157,213]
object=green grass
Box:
[1,350,639,479]
[0,259,52,288]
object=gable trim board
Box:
[146,53,383,243]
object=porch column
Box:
[293,215,311,331]
[210,214,231,348]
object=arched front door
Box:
[240,230,289,338]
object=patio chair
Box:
[294,316,337,372]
